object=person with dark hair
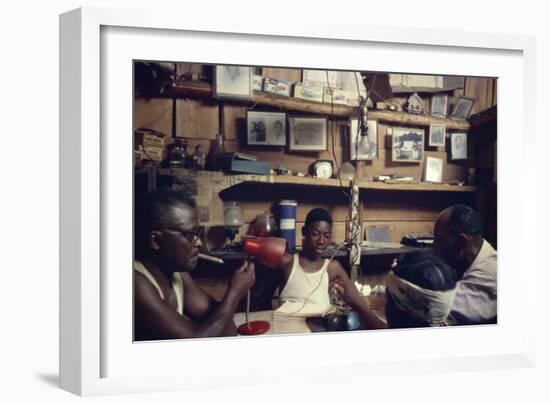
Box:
[273,207,355,316]
[433,204,497,325]
[134,189,255,340]
[330,251,457,329]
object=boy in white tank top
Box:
[275,208,356,316]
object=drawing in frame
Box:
[450,96,475,120]
[288,116,327,151]
[349,119,378,160]
[429,123,446,147]
[392,127,424,162]
[246,110,287,146]
[450,132,468,159]
[431,93,448,117]
[59,6,536,397]
[214,65,253,100]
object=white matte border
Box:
[60,6,536,396]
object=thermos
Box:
[278,200,297,251]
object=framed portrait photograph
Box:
[60,6,536,398]
[424,156,443,183]
[451,132,468,159]
[392,127,424,162]
[429,123,446,147]
[349,119,378,160]
[246,110,286,146]
[288,116,327,151]
[450,96,475,120]
[431,93,449,117]
[214,65,253,99]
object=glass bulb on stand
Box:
[254,211,277,237]
[223,202,244,245]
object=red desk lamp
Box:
[237,237,286,335]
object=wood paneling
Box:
[175,98,219,139]
[134,98,173,136]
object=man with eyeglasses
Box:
[134,189,255,340]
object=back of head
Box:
[448,204,482,237]
[393,251,456,291]
[134,189,196,256]
[304,207,332,228]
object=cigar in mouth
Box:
[197,253,224,264]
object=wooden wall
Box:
[134,64,497,249]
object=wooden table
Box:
[233,311,313,335]
[233,296,387,336]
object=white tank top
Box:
[278,254,332,312]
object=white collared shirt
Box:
[448,240,498,325]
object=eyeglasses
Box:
[164,227,203,243]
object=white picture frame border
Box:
[60,6,537,397]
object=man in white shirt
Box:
[433,205,497,325]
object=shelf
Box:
[155,81,470,130]
[208,245,428,260]
[359,180,477,193]
[232,174,476,193]
[158,169,477,193]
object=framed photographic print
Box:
[60,6,535,397]
[246,110,286,146]
[392,127,424,162]
[450,96,475,120]
[214,65,253,99]
[429,123,446,146]
[451,132,468,159]
[288,116,327,151]
[424,156,443,183]
[431,93,448,117]
[350,119,378,160]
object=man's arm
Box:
[449,267,497,325]
[328,262,387,330]
[135,261,254,340]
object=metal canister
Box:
[278,200,297,251]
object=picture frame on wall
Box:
[450,96,475,120]
[246,110,287,146]
[429,123,446,147]
[214,65,253,99]
[424,156,443,183]
[392,127,424,162]
[349,119,378,160]
[450,132,468,159]
[431,93,448,117]
[288,116,327,151]
[60,7,535,397]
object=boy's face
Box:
[303,220,332,257]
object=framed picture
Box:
[246,110,286,146]
[60,7,535,397]
[450,96,475,120]
[214,65,253,99]
[288,116,327,151]
[424,156,443,183]
[429,123,446,147]
[431,93,448,117]
[451,132,468,159]
[392,127,424,162]
[350,119,378,160]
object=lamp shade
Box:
[243,237,286,268]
